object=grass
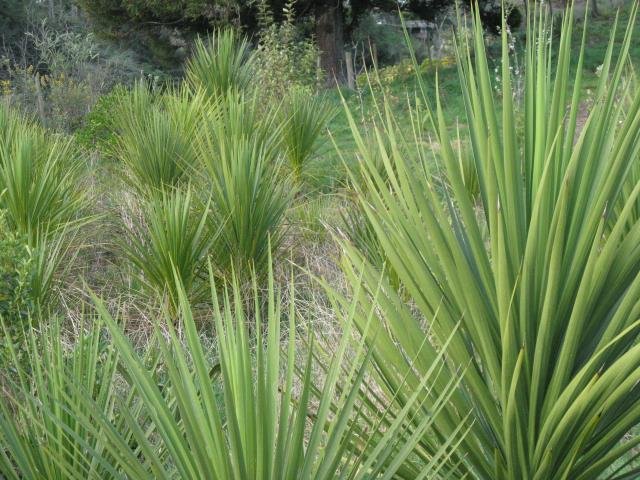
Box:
[2,2,640,479]
[314,2,640,193]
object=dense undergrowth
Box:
[2,2,640,479]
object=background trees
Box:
[71,0,517,85]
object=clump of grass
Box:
[186,28,255,98]
[123,187,213,311]
[281,89,335,182]
[111,84,208,195]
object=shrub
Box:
[280,89,335,182]
[0,104,22,146]
[0,211,32,318]
[0,265,463,478]
[341,3,640,479]
[0,315,136,480]
[0,111,87,243]
[74,85,126,151]
[254,0,321,104]
[0,209,33,365]
[4,267,460,478]
[1,11,144,134]
[185,29,255,98]
[352,11,429,67]
[110,78,290,284]
[123,187,213,311]
[0,107,89,312]
[110,84,207,195]
[197,93,293,282]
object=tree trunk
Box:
[316,1,345,87]
[345,50,355,89]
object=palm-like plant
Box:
[197,94,292,281]
[0,316,137,480]
[281,90,335,182]
[0,106,22,148]
[0,108,89,309]
[0,265,463,479]
[111,84,208,195]
[186,28,255,98]
[75,265,462,479]
[0,119,86,243]
[341,4,640,479]
[123,187,213,310]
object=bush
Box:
[0,106,89,313]
[0,114,87,242]
[185,28,255,98]
[74,85,126,151]
[0,315,130,479]
[197,93,293,282]
[123,187,213,311]
[0,212,31,317]
[342,3,640,478]
[352,11,429,67]
[253,0,321,103]
[280,89,335,182]
[0,266,462,478]
[0,209,33,365]
[110,84,207,194]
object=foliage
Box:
[0,0,48,68]
[74,85,127,151]
[281,89,335,182]
[614,68,640,228]
[341,3,640,479]
[110,59,294,283]
[110,69,293,283]
[0,209,34,366]
[4,4,640,480]
[0,107,88,316]
[0,111,87,243]
[86,267,462,478]
[197,93,293,281]
[0,265,462,479]
[0,211,31,319]
[110,84,207,194]
[0,315,139,480]
[1,5,146,133]
[185,29,255,98]
[339,196,399,288]
[76,0,242,26]
[123,187,213,311]
[254,0,321,103]
[352,10,429,67]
